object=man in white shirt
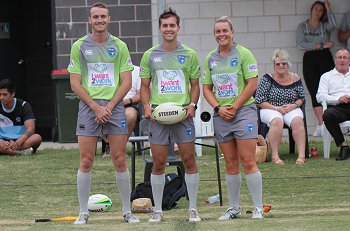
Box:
[316,48,350,160]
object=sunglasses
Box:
[275,62,288,66]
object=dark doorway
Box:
[0,0,54,140]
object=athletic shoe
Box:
[74,213,89,225]
[123,211,140,223]
[346,128,350,136]
[188,208,201,222]
[19,148,33,155]
[218,207,242,221]
[149,211,164,222]
[312,125,323,137]
[252,207,264,219]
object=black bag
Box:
[130,173,187,210]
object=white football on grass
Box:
[88,194,112,212]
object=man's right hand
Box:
[93,105,112,124]
[143,105,155,121]
[338,95,350,104]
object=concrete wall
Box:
[151,0,349,134]
[54,0,152,69]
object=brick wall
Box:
[54,0,152,69]
[151,0,349,134]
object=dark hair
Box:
[0,79,16,93]
[90,2,108,15]
[310,1,327,22]
[159,7,180,27]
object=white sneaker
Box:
[123,211,140,223]
[218,207,242,221]
[18,148,33,155]
[149,211,164,222]
[312,125,323,137]
[188,208,201,222]
[74,213,89,225]
[252,207,264,219]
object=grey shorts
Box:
[213,103,258,143]
[76,100,128,137]
[149,118,196,145]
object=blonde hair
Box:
[214,16,233,31]
[271,49,292,67]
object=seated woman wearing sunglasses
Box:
[255,49,306,165]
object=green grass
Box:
[0,140,349,231]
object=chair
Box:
[322,103,350,159]
[257,104,310,159]
[101,102,143,154]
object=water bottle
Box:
[311,147,318,158]
[204,194,220,204]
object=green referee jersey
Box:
[140,42,201,106]
[202,43,258,106]
[67,33,134,100]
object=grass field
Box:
[0,140,349,231]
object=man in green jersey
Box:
[67,2,139,225]
[140,7,201,223]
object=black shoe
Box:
[336,146,349,161]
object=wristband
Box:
[214,105,221,113]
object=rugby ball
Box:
[88,194,112,212]
[152,102,187,124]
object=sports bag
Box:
[130,173,187,210]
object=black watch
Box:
[189,103,197,110]
[214,105,221,113]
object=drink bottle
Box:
[204,194,219,204]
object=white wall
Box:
[151,0,350,134]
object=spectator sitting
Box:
[255,49,306,165]
[103,66,141,157]
[0,79,42,155]
[338,10,350,51]
[316,48,350,161]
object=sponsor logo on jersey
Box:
[178,55,186,64]
[15,117,21,123]
[210,61,217,69]
[230,58,238,67]
[94,63,108,73]
[108,48,116,57]
[215,74,230,84]
[85,50,93,56]
[248,64,258,72]
[68,59,74,68]
[154,57,162,62]
[127,57,133,65]
[162,70,177,80]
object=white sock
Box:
[246,171,263,209]
[151,173,165,212]
[77,170,91,214]
[226,173,241,210]
[185,173,199,210]
[115,170,131,214]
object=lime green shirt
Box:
[202,43,258,106]
[140,42,201,105]
[67,33,133,100]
